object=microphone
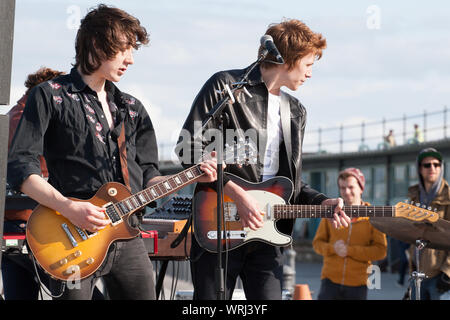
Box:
[260,35,284,64]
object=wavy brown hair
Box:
[259,19,327,70]
[74,4,149,75]
[24,67,65,95]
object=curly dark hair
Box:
[24,67,65,95]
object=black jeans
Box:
[190,237,284,300]
[49,237,156,300]
[317,278,368,300]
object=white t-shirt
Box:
[262,93,283,181]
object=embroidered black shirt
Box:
[8,67,161,199]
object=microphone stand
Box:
[411,239,428,300]
[193,50,269,300]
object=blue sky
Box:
[2,0,450,156]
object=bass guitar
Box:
[192,173,439,252]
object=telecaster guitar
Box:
[192,174,439,253]
[26,142,257,281]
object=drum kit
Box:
[370,201,450,300]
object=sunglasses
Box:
[422,162,441,169]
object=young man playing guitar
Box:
[7,5,217,300]
[177,19,351,300]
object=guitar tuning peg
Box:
[422,204,427,209]
[428,206,432,210]
[433,208,438,212]
[415,203,421,207]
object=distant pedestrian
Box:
[384,129,396,147]
[413,124,424,143]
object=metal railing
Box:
[157,106,449,160]
[303,106,448,154]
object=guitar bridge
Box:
[207,230,247,240]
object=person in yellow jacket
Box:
[313,168,387,300]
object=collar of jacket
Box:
[409,179,450,204]
[69,67,119,97]
[68,67,133,119]
[244,63,265,87]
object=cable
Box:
[222,195,229,299]
[30,253,66,299]
[169,261,180,300]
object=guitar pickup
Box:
[61,223,78,248]
[207,230,247,240]
[103,202,122,225]
[223,203,239,221]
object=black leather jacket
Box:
[177,64,328,236]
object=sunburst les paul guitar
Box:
[26,142,257,281]
[193,173,440,253]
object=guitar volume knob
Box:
[86,257,95,265]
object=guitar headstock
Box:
[224,137,257,166]
[394,201,439,222]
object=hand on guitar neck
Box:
[193,151,221,184]
[148,151,220,187]
[224,181,351,231]
[321,198,351,229]
[21,153,220,234]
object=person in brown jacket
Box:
[407,147,450,300]
[313,168,387,299]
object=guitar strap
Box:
[118,122,146,226]
[117,122,131,189]
[280,91,293,178]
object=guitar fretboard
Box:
[106,165,204,221]
[273,205,395,219]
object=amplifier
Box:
[2,233,28,254]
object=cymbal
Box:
[370,217,450,250]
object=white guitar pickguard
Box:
[242,190,292,246]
